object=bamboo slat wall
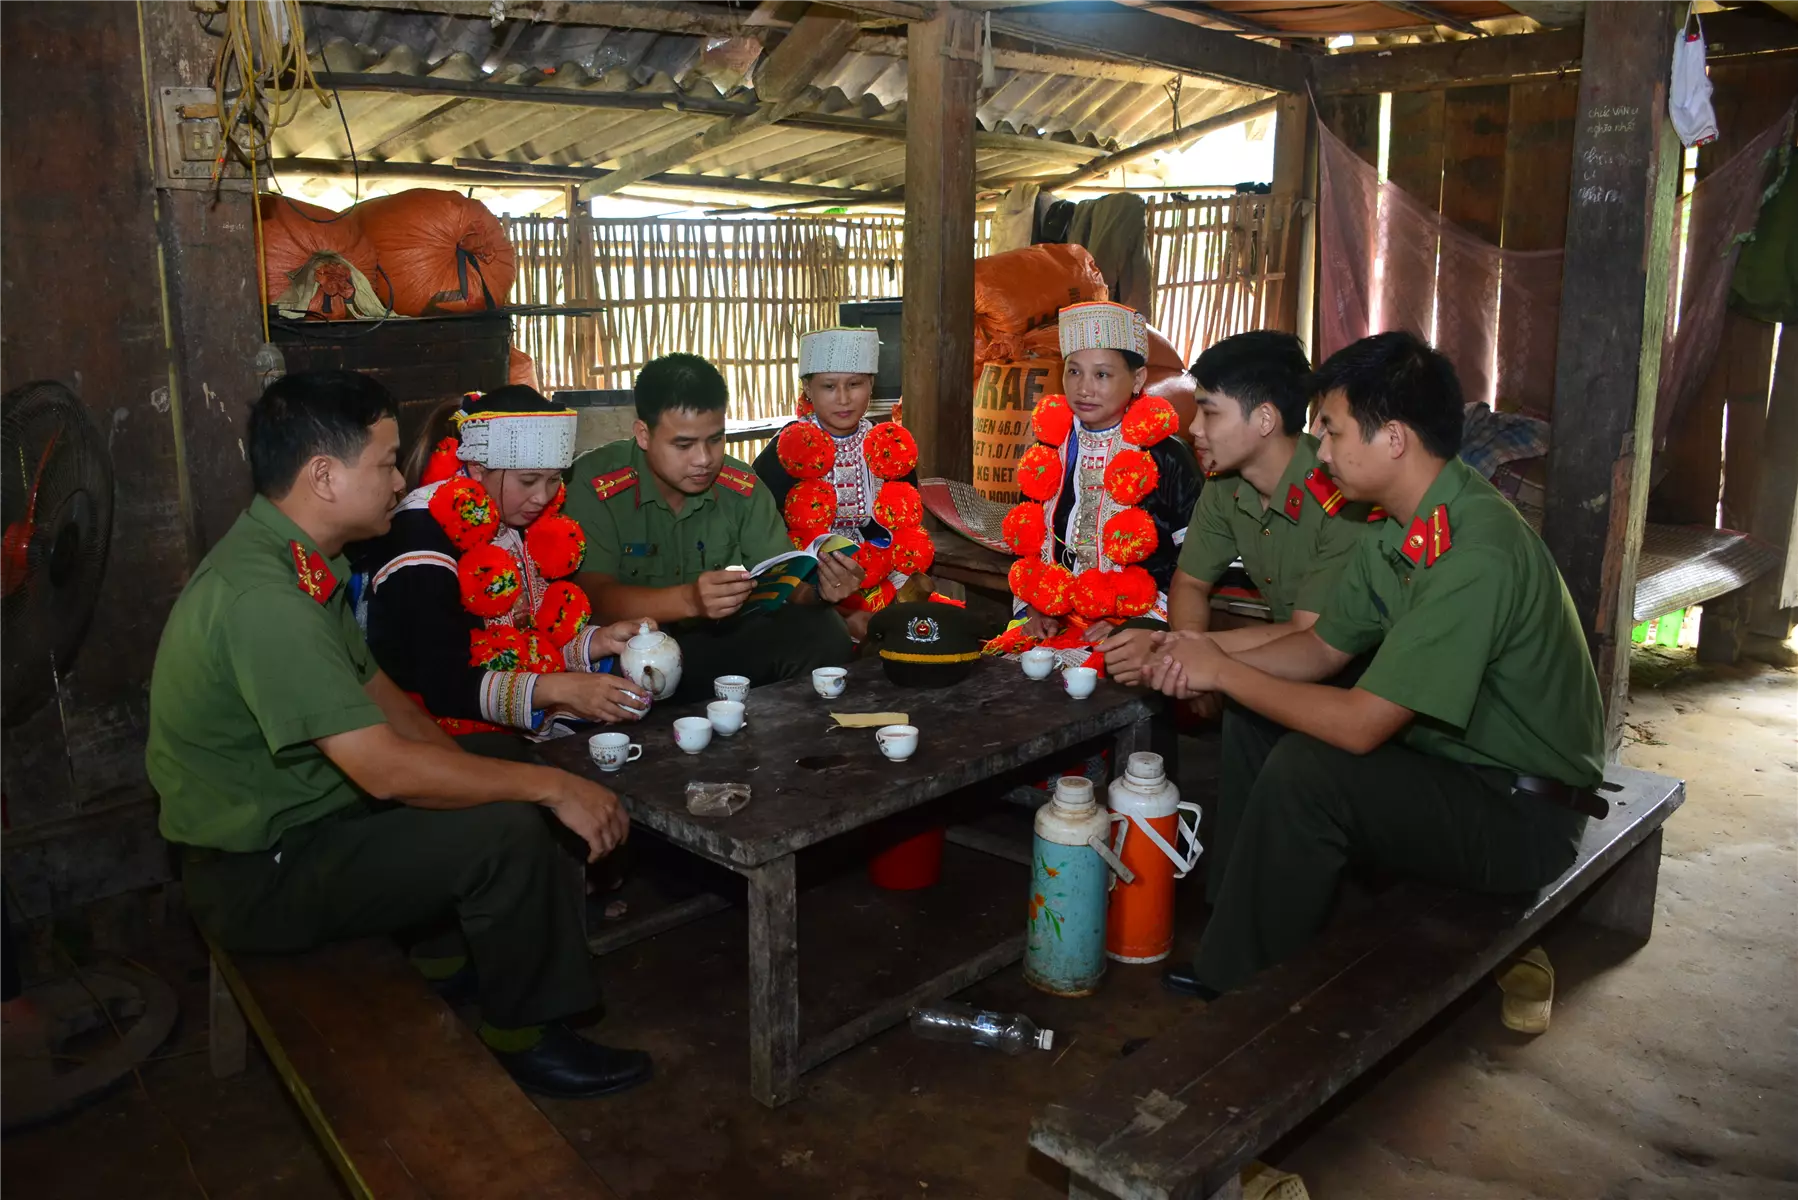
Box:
[1147,193,1294,367]
[505,201,1284,420]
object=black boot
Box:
[1160,963,1219,1001]
[491,1024,653,1099]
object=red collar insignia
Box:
[1366,505,1388,522]
[1397,504,1452,567]
[590,467,638,503]
[1302,467,1345,516]
[1282,483,1304,521]
[290,541,337,604]
[715,465,757,498]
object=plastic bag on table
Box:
[686,781,751,817]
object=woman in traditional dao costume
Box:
[752,326,936,639]
[353,387,652,750]
[989,301,1203,667]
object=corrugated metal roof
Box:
[278,4,1270,203]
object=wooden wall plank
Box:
[1655,56,1798,531]
[1435,86,1510,406]
[1440,86,1510,244]
[1387,91,1447,208]
[1317,94,1380,167]
[1495,78,1580,411]
[1543,1,1684,749]
[1382,91,1447,344]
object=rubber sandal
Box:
[1495,945,1554,1034]
[1242,1162,1309,1200]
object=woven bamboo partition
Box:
[505,199,1286,420]
[1147,193,1295,366]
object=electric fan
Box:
[2,380,115,725]
[1,380,174,1132]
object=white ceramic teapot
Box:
[620,621,683,700]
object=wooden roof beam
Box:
[1381,1,1492,37]
[278,155,874,199]
[850,31,1192,83]
[306,1,764,37]
[986,5,1310,92]
[1316,6,1798,92]
[580,6,860,199]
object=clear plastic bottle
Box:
[907,1002,1054,1054]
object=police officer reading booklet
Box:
[1142,333,1606,1001]
[147,371,651,1100]
[563,352,856,702]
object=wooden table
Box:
[538,656,1155,1107]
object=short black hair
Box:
[247,370,398,497]
[1309,332,1463,459]
[1190,330,1311,434]
[635,353,728,427]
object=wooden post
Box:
[1269,94,1313,338]
[1541,2,1682,752]
[901,5,978,483]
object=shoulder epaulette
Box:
[589,467,638,503]
[1302,466,1346,516]
[716,465,758,498]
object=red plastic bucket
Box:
[869,827,946,890]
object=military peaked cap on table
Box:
[865,601,991,688]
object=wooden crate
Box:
[270,313,510,450]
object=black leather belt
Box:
[1513,774,1618,820]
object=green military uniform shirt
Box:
[1314,456,1605,787]
[562,439,792,588]
[147,495,383,852]
[1176,434,1370,622]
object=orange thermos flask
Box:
[1104,752,1202,963]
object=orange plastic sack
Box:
[974,244,1107,342]
[508,346,540,391]
[971,358,1061,502]
[257,194,389,320]
[353,189,516,317]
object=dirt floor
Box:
[4,649,1794,1200]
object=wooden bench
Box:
[207,936,616,1200]
[1029,765,1684,1200]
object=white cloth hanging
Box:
[1670,16,1719,148]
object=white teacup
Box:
[1062,666,1098,699]
[588,731,642,773]
[672,716,713,755]
[812,666,848,699]
[707,700,747,736]
[1020,648,1055,680]
[713,674,751,703]
[876,724,919,762]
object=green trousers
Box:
[668,601,853,704]
[182,798,596,1029]
[1192,711,1588,994]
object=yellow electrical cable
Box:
[208,0,329,340]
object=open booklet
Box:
[736,532,860,613]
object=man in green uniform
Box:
[148,370,652,1098]
[1104,331,1373,901]
[564,353,857,703]
[1144,333,1605,998]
